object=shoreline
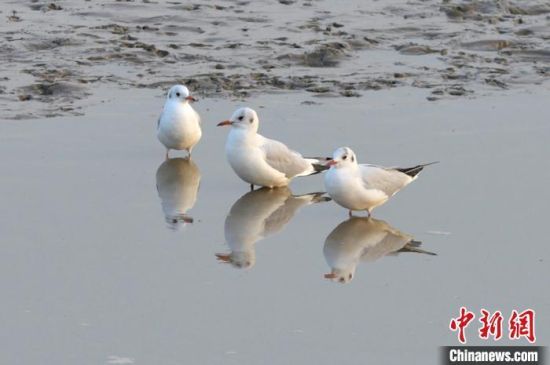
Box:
[1,0,549,119]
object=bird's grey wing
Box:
[260,136,312,178]
[262,205,296,236]
[360,164,412,197]
[229,189,288,223]
[360,230,412,262]
[262,194,314,236]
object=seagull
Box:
[325,147,437,216]
[216,187,330,269]
[156,157,201,229]
[323,217,436,283]
[157,85,201,159]
[217,107,330,189]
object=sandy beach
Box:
[1,0,550,118]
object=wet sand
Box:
[1,0,550,118]
[1,83,549,364]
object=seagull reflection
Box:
[323,217,436,283]
[156,157,200,229]
[216,187,330,269]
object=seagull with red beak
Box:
[157,85,201,159]
[324,147,438,216]
[217,107,329,189]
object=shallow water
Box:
[1,85,549,364]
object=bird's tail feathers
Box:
[396,161,439,178]
[293,191,331,203]
[305,156,333,162]
[304,156,332,175]
[398,241,437,256]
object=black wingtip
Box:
[303,157,332,175]
[397,161,439,178]
[312,163,329,174]
[293,191,332,203]
[398,241,437,256]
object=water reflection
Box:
[216,187,330,269]
[323,217,436,283]
[155,157,201,230]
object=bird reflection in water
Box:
[155,157,201,230]
[216,187,330,269]
[323,217,436,284]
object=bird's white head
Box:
[215,251,256,269]
[324,268,355,284]
[166,84,197,103]
[326,147,358,169]
[217,107,259,133]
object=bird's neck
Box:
[165,100,190,111]
[335,164,358,174]
[229,127,257,143]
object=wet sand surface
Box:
[1,84,549,364]
[1,0,550,118]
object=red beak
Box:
[326,160,337,167]
[324,272,337,279]
[185,96,198,102]
[215,253,231,262]
[217,120,233,127]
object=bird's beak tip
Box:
[185,96,198,102]
[326,160,337,167]
[217,120,232,127]
[215,254,231,262]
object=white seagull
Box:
[325,147,437,216]
[323,217,436,283]
[217,107,329,189]
[216,187,329,269]
[157,85,201,159]
[156,157,201,229]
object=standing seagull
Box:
[157,85,201,159]
[217,107,329,189]
[325,147,437,216]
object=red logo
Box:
[478,309,503,340]
[449,307,475,344]
[509,309,536,343]
[450,308,536,344]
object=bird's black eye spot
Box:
[249,118,253,123]
[176,92,180,97]
[342,155,347,160]
[351,156,355,162]
[238,116,244,121]
[348,274,352,280]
